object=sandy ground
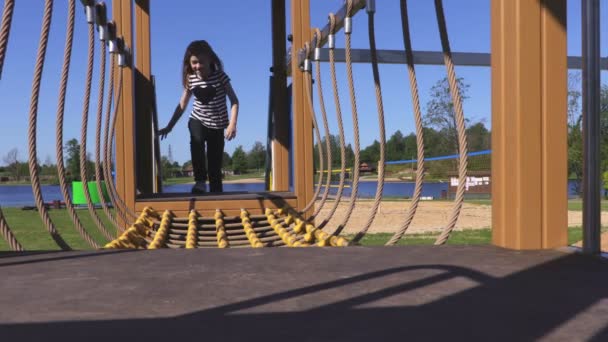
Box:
[315,199,608,236]
[217,178,607,249]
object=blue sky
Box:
[0,0,606,166]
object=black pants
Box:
[188,118,224,192]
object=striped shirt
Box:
[188,70,230,129]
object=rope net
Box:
[0,0,470,250]
[300,0,470,245]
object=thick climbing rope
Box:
[79,20,114,241]
[54,0,100,249]
[316,13,348,230]
[94,32,121,232]
[0,206,23,251]
[27,0,71,250]
[106,65,139,222]
[148,210,171,249]
[103,207,157,249]
[215,210,229,248]
[0,0,15,78]
[329,0,361,236]
[186,210,198,248]
[386,0,427,246]
[240,209,264,248]
[279,206,349,247]
[300,42,326,214]
[101,56,129,227]
[433,0,468,245]
[265,208,308,247]
[350,2,387,242]
[309,27,335,220]
[104,67,138,222]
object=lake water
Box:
[0,180,585,208]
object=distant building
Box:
[447,171,491,199]
[360,162,375,174]
[182,165,194,177]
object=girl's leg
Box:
[188,118,207,188]
[206,128,225,193]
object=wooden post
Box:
[134,0,154,194]
[271,0,290,191]
[112,0,136,222]
[290,0,314,213]
[491,0,568,249]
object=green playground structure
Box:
[71,181,110,205]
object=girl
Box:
[158,40,239,194]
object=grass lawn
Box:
[348,227,605,246]
[0,207,118,251]
[1,206,603,251]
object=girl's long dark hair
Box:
[181,40,223,89]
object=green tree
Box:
[386,130,407,161]
[424,77,470,154]
[231,145,248,174]
[566,72,608,195]
[3,148,20,181]
[64,139,95,181]
[360,140,380,164]
[65,139,81,181]
[160,156,173,180]
[466,122,491,151]
[247,141,266,172]
[222,152,232,170]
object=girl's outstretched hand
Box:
[157,127,171,140]
[225,124,237,141]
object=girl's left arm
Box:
[225,82,239,140]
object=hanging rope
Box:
[0,206,23,251]
[93,38,121,231]
[300,42,326,214]
[102,55,129,228]
[54,0,100,249]
[329,0,361,236]
[309,27,334,220]
[79,22,114,241]
[0,0,15,78]
[386,0,427,246]
[351,2,387,242]
[148,210,172,249]
[316,13,348,230]
[106,67,138,221]
[433,0,469,245]
[27,0,71,251]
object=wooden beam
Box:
[290,0,314,213]
[491,0,567,249]
[271,0,290,191]
[134,0,154,194]
[112,0,136,227]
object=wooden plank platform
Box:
[134,191,298,216]
[1,246,607,341]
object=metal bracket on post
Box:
[95,2,108,41]
[107,21,118,53]
[116,38,130,68]
[79,0,95,24]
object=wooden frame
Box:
[491,0,568,249]
[290,0,315,215]
[113,0,569,249]
[112,0,303,217]
[112,0,136,226]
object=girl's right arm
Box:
[158,88,192,140]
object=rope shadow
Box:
[0,249,140,268]
[0,250,606,341]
